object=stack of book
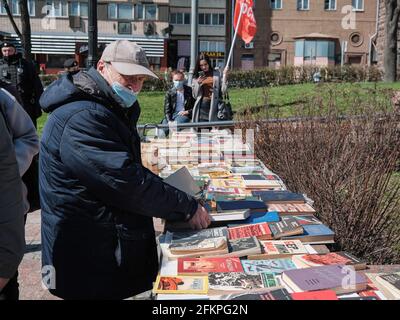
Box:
[140,129,397,300]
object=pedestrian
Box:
[0,88,38,300]
[39,40,211,300]
[0,42,43,128]
[161,70,195,136]
[63,58,80,75]
[191,53,228,122]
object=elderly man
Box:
[39,40,211,300]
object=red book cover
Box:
[291,290,338,300]
[358,290,381,300]
[228,222,272,240]
[177,257,244,275]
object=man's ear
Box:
[97,60,105,72]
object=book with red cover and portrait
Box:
[177,257,244,276]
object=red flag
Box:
[233,0,257,44]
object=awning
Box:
[293,33,340,40]
[1,33,166,57]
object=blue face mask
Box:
[111,82,138,108]
[173,80,184,90]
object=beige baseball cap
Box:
[101,40,158,78]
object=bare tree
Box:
[1,0,32,62]
[384,0,400,82]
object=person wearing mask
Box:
[39,40,211,300]
[0,88,39,300]
[0,42,43,128]
[191,53,228,122]
[161,70,195,136]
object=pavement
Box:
[19,210,59,300]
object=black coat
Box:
[39,68,198,299]
[164,85,195,121]
[0,53,43,123]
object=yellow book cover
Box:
[153,275,209,294]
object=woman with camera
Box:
[191,53,228,122]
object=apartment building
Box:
[226,0,378,70]
[168,0,227,70]
[0,0,171,73]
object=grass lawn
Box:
[37,81,400,136]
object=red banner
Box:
[233,0,257,44]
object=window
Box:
[70,2,88,17]
[199,13,224,26]
[297,0,309,10]
[324,0,336,10]
[0,0,35,16]
[46,1,68,17]
[108,3,133,19]
[118,22,132,35]
[352,0,364,11]
[296,40,335,60]
[170,12,191,25]
[270,0,282,10]
[199,41,225,53]
[135,4,157,20]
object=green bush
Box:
[227,65,383,88]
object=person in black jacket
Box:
[39,40,210,300]
[0,42,43,128]
[161,70,194,136]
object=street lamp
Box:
[87,0,98,68]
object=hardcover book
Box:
[228,211,280,226]
[208,272,265,293]
[241,258,298,275]
[249,240,308,260]
[282,265,368,294]
[283,215,323,225]
[177,257,244,275]
[293,252,367,271]
[282,224,335,244]
[268,217,304,239]
[218,236,262,258]
[228,222,273,241]
[267,203,316,215]
[216,288,292,300]
[252,191,306,204]
[217,200,267,212]
[291,290,338,300]
[375,273,400,299]
[153,275,208,294]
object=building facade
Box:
[168,0,227,70]
[226,0,379,70]
[0,0,171,73]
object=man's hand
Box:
[0,278,9,291]
[188,204,211,230]
[178,111,189,116]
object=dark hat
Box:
[1,42,16,49]
[64,58,78,68]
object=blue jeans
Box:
[160,113,191,137]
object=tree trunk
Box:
[384,0,400,82]
[19,0,32,62]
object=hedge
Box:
[40,65,383,91]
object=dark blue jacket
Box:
[39,68,197,300]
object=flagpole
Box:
[223,1,244,83]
